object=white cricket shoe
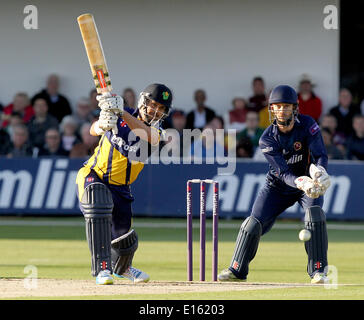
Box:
[114,266,150,283]
[96,269,114,285]
[218,268,247,282]
[311,272,328,284]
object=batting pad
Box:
[229,216,262,279]
[304,206,328,277]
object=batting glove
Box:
[97,93,124,115]
[98,110,119,133]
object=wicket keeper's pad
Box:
[230,216,262,279]
[81,183,113,276]
[304,206,328,277]
[111,229,138,275]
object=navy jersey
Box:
[259,115,328,190]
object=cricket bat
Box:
[77,13,112,94]
[77,13,117,134]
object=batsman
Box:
[218,85,331,284]
[76,83,172,285]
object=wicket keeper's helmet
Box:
[137,83,173,125]
[268,85,299,126]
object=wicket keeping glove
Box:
[294,176,321,199]
[309,164,331,196]
[97,93,124,115]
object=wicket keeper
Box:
[76,83,172,285]
[218,85,331,284]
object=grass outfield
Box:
[0,217,364,299]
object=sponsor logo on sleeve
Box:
[309,123,320,135]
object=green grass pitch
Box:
[0,217,364,299]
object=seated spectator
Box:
[5,112,24,136]
[6,124,34,158]
[321,127,345,160]
[27,98,59,148]
[122,87,137,109]
[89,88,100,120]
[60,115,81,154]
[346,115,364,160]
[236,111,264,152]
[38,128,68,157]
[69,122,100,158]
[186,89,216,130]
[72,97,94,131]
[248,76,270,128]
[320,113,346,154]
[297,74,322,123]
[329,88,361,137]
[31,74,72,123]
[163,110,187,157]
[224,97,248,132]
[189,116,225,159]
[1,92,34,128]
[0,128,11,156]
[236,137,254,158]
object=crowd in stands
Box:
[1,73,364,161]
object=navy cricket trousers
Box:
[251,182,324,235]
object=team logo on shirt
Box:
[294,141,302,151]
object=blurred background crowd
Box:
[1,73,364,161]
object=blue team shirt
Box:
[259,115,328,190]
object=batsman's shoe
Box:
[114,266,150,283]
[96,269,114,285]
[311,272,328,284]
[218,269,246,282]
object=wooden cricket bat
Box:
[77,13,118,134]
[77,13,112,94]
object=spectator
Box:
[224,97,248,132]
[122,87,137,109]
[189,116,225,159]
[27,98,59,148]
[89,88,100,120]
[31,74,72,123]
[163,110,187,157]
[320,113,346,151]
[346,115,364,160]
[69,122,99,158]
[329,88,361,137]
[0,128,11,156]
[236,137,254,158]
[38,128,68,157]
[321,127,345,160]
[72,97,93,131]
[1,92,34,128]
[236,111,264,151]
[297,74,322,123]
[60,115,81,154]
[248,76,270,128]
[186,89,216,130]
[6,124,34,158]
[5,112,24,137]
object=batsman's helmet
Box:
[268,85,299,126]
[137,83,173,125]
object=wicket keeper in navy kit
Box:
[218,85,331,284]
[76,83,172,285]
